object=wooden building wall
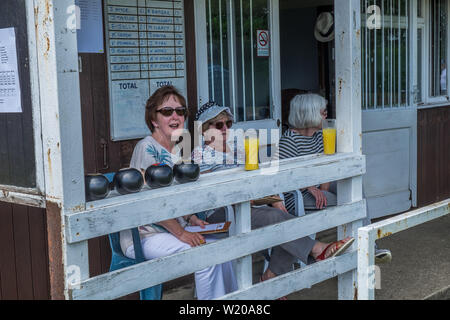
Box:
[417,106,450,207]
[0,202,49,299]
[0,200,135,300]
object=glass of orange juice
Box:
[322,119,336,155]
[244,137,259,170]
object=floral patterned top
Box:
[130,135,180,170]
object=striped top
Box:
[278,129,324,213]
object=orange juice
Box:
[322,128,336,155]
[244,137,259,170]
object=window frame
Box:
[194,0,281,137]
[420,0,450,106]
[0,0,46,208]
[360,0,412,110]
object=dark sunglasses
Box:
[211,120,233,130]
[156,107,187,117]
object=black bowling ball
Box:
[145,163,174,188]
[173,163,200,184]
[113,168,143,195]
[85,174,110,201]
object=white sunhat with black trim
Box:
[195,101,234,123]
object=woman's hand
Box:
[189,215,209,229]
[157,218,206,247]
[271,201,288,213]
[178,230,206,247]
[307,186,327,209]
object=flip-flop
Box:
[315,237,355,261]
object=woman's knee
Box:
[251,206,293,228]
[141,233,191,260]
[206,207,227,224]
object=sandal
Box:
[259,276,288,300]
[315,237,355,261]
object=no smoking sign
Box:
[257,29,269,57]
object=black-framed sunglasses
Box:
[211,120,233,130]
[156,107,187,117]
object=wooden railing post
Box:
[34,0,89,299]
[234,201,253,290]
[334,0,364,300]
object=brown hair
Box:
[145,85,188,132]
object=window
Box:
[205,0,272,122]
[415,0,425,103]
[361,0,410,110]
[417,0,450,104]
[429,0,448,97]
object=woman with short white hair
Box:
[288,93,327,132]
[279,93,393,264]
[279,93,334,212]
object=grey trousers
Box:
[207,206,317,276]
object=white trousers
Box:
[125,232,237,300]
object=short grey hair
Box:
[288,93,327,129]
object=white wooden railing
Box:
[67,152,366,300]
[357,198,450,300]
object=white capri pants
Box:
[125,232,237,300]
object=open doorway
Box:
[279,0,335,132]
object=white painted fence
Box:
[357,198,450,300]
[68,153,366,300]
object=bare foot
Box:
[261,268,276,281]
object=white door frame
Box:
[361,0,419,219]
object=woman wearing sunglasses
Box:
[193,101,242,173]
[192,102,354,298]
[120,86,237,300]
